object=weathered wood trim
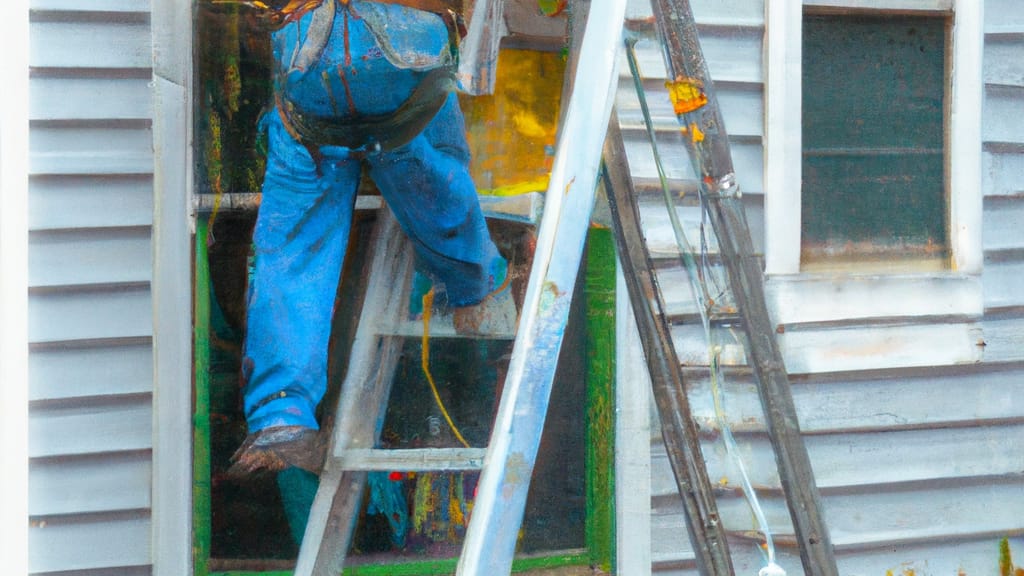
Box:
[763,0,802,275]
[803,0,953,11]
[614,266,653,575]
[762,0,985,327]
[766,273,984,324]
[949,0,985,273]
[151,0,194,574]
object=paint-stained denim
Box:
[242,1,504,433]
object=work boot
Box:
[452,278,518,336]
[227,425,327,478]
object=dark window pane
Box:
[802,13,949,265]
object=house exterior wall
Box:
[615,0,1024,573]
[27,0,155,574]
[23,0,1024,573]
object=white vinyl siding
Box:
[27,0,155,574]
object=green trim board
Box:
[195,217,213,576]
[210,551,590,576]
[584,226,616,572]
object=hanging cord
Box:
[421,287,471,448]
[626,37,783,574]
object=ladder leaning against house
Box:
[292,0,841,573]
[601,0,840,574]
[291,0,629,573]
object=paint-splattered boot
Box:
[227,425,327,478]
[452,275,518,336]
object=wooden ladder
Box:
[601,0,840,574]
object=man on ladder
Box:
[228,0,516,477]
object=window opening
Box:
[191,2,607,572]
[801,11,950,271]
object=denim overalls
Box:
[242,0,506,433]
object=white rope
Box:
[625,37,785,575]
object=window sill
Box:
[754,272,985,374]
[766,271,983,326]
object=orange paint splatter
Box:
[666,76,708,115]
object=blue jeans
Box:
[242,2,505,433]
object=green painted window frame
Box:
[192,222,617,575]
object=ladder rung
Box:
[708,312,743,325]
[337,447,487,472]
[385,319,516,340]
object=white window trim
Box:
[762,0,985,325]
[152,0,195,574]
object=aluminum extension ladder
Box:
[601,0,839,574]
[293,0,629,572]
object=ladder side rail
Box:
[648,1,839,573]
[295,209,413,576]
[602,113,735,576]
[455,1,629,572]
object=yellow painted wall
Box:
[460,49,566,196]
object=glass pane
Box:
[802,13,949,267]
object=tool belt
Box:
[260,0,465,36]
[276,66,457,162]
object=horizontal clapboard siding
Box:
[29,14,152,70]
[30,123,154,176]
[29,286,153,344]
[28,0,154,575]
[621,0,1024,573]
[29,228,152,288]
[651,480,1022,571]
[652,537,1011,575]
[30,75,153,121]
[30,451,152,516]
[982,0,1024,356]
[29,341,153,402]
[29,395,153,459]
[676,366,1024,436]
[29,175,154,230]
[29,512,151,574]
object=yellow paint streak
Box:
[412,472,433,533]
[690,122,705,143]
[512,109,549,139]
[477,175,550,197]
[460,49,565,193]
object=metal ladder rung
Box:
[338,448,487,472]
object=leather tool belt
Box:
[261,0,465,37]
[276,67,457,161]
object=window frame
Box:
[762,0,984,324]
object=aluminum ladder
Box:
[293,0,629,572]
[601,0,839,574]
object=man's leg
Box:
[368,93,508,310]
[234,110,361,474]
